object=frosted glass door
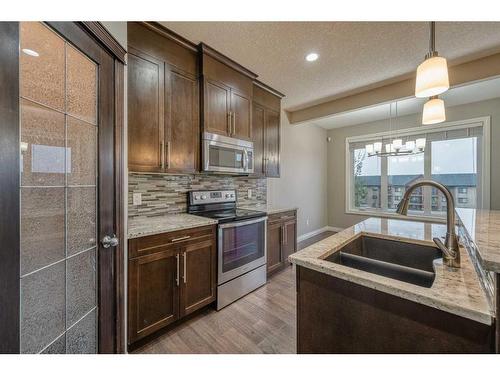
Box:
[19,22,98,354]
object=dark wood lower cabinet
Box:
[128,225,216,346]
[297,266,494,353]
[180,238,217,317]
[266,210,297,276]
[128,249,179,342]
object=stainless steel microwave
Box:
[202,132,254,174]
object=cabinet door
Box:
[252,103,265,176]
[267,221,283,275]
[264,108,280,177]
[282,220,297,264]
[128,49,165,172]
[128,249,179,343]
[179,238,216,317]
[165,67,199,173]
[204,78,231,136]
[231,90,252,141]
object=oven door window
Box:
[209,144,244,169]
[221,219,265,273]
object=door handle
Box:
[176,254,180,286]
[101,234,118,249]
[183,252,187,284]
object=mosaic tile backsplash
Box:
[128,173,267,218]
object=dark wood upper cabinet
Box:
[127,48,164,172]
[264,108,281,177]
[127,22,199,173]
[252,82,284,178]
[165,67,199,173]
[231,91,252,140]
[252,104,265,177]
[200,44,257,141]
[203,78,231,136]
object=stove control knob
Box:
[225,193,230,198]
[230,194,235,198]
[201,195,207,200]
[194,196,199,200]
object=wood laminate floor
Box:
[133,231,336,354]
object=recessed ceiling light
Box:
[305,53,319,62]
[22,48,39,57]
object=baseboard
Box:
[297,226,344,243]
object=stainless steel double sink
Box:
[325,236,442,288]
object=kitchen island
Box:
[289,215,497,353]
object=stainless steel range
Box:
[188,189,267,310]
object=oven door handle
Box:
[218,216,268,229]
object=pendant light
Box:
[422,96,446,124]
[415,22,449,98]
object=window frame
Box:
[345,116,490,221]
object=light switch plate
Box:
[133,192,142,206]
[247,189,252,198]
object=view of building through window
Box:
[352,135,479,216]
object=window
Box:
[346,117,489,219]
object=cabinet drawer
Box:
[129,225,216,259]
[268,210,297,224]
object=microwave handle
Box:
[243,149,248,171]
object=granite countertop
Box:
[289,217,493,325]
[239,204,298,215]
[456,208,500,272]
[128,214,217,239]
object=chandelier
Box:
[366,101,426,158]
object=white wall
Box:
[268,111,328,237]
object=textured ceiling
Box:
[160,21,500,111]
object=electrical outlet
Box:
[133,192,142,206]
[247,189,252,198]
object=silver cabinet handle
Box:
[243,149,248,171]
[227,112,232,135]
[160,141,165,169]
[171,235,191,243]
[176,253,180,286]
[183,252,187,284]
[101,234,119,249]
[232,111,236,135]
[166,140,171,168]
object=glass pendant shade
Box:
[365,144,374,154]
[416,138,426,151]
[405,140,415,151]
[422,97,446,125]
[373,142,382,153]
[392,139,403,151]
[415,56,450,98]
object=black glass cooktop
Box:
[191,208,266,223]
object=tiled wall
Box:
[128,173,267,218]
[19,22,97,354]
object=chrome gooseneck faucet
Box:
[396,179,461,268]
